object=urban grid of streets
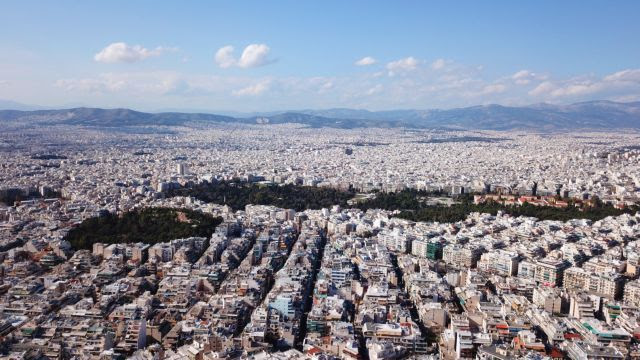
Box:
[2,124,640,359]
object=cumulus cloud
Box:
[215,44,272,68]
[53,59,640,109]
[355,56,377,66]
[94,42,174,63]
[214,46,236,68]
[238,44,271,68]
[233,80,271,96]
[386,57,420,75]
[512,70,533,85]
[511,70,547,85]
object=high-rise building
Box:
[427,241,444,260]
[177,163,188,175]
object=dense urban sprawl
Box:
[2,124,640,359]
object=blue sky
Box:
[1,1,639,111]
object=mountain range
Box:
[1,100,639,131]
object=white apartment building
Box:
[477,250,519,276]
[623,279,640,307]
[564,267,623,300]
[443,245,484,268]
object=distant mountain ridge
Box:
[1,100,639,131]
[0,99,45,111]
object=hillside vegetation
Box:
[168,183,634,223]
[64,207,222,250]
[167,181,355,211]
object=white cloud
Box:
[55,72,201,96]
[550,81,602,97]
[215,44,272,69]
[94,42,174,63]
[526,69,640,100]
[233,80,271,96]
[355,56,377,66]
[317,80,334,94]
[56,77,122,92]
[528,81,556,96]
[238,44,271,68]
[214,46,236,68]
[512,70,533,85]
[386,57,420,75]
[431,58,447,70]
[51,61,640,110]
[482,83,507,94]
[366,84,383,95]
[511,70,547,85]
[604,69,640,83]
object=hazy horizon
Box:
[3,97,639,115]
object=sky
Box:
[0,1,639,112]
